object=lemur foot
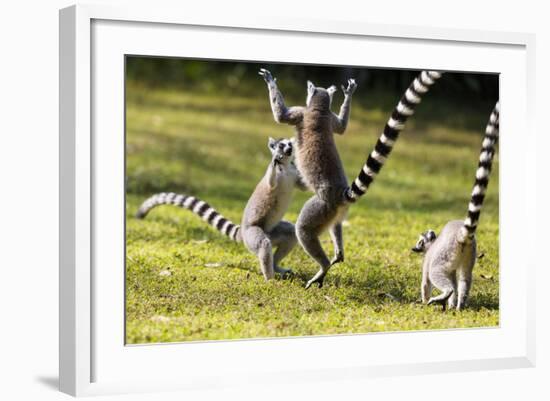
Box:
[427,297,443,306]
[341,78,357,96]
[305,271,326,289]
[274,266,293,279]
[258,68,276,85]
[427,295,451,311]
[330,252,344,266]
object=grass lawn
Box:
[125,80,499,344]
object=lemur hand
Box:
[259,68,277,85]
[272,155,283,176]
[341,78,357,96]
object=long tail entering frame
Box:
[460,102,500,242]
[344,71,443,202]
[136,192,242,242]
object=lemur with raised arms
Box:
[136,137,305,280]
[411,103,500,310]
[259,68,442,288]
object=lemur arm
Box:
[259,69,304,125]
[267,158,279,189]
[332,78,357,134]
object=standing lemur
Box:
[411,103,499,310]
[136,137,305,280]
[259,68,442,288]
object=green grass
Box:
[125,81,499,344]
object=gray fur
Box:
[413,221,476,310]
[412,103,499,310]
[259,68,356,288]
[137,137,304,280]
[241,137,305,279]
[260,69,442,288]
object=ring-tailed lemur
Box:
[259,68,442,288]
[136,137,305,280]
[411,102,500,310]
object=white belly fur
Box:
[264,173,295,231]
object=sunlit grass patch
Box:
[125,83,499,344]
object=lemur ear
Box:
[268,137,277,149]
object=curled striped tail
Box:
[460,102,500,242]
[136,192,242,242]
[344,71,443,202]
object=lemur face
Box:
[306,81,333,110]
[268,137,295,165]
[411,229,437,253]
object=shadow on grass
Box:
[312,264,501,311]
[466,292,500,311]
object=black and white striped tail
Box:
[460,102,500,242]
[136,192,242,242]
[344,71,443,202]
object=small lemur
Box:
[136,137,305,280]
[411,102,500,310]
[259,68,442,288]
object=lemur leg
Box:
[456,268,473,310]
[268,220,297,276]
[421,277,432,304]
[447,274,458,309]
[296,196,336,289]
[421,260,432,303]
[328,222,344,265]
[427,270,455,310]
[241,226,274,281]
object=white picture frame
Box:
[59,3,536,397]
